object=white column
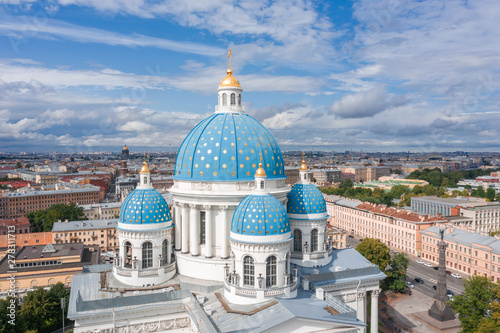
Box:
[174,203,181,251]
[181,204,189,254]
[371,289,380,333]
[277,258,284,287]
[357,292,366,323]
[204,206,213,258]
[167,238,172,264]
[190,204,199,256]
[220,205,229,259]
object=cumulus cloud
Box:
[329,86,408,119]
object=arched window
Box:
[311,229,318,252]
[48,278,56,286]
[142,242,153,269]
[124,241,132,268]
[230,93,236,105]
[162,239,168,265]
[30,280,39,288]
[243,256,254,286]
[293,229,302,252]
[238,94,241,106]
[65,276,72,287]
[143,176,147,184]
[222,93,227,106]
[266,256,277,287]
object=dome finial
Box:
[227,48,233,76]
[255,152,266,177]
[299,151,308,171]
[140,160,149,174]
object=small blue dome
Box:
[119,188,172,224]
[174,112,285,181]
[231,194,290,236]
[287,183,327,215]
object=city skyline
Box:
[1,0,499,153]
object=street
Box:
[345,234,465,297]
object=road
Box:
[346,234,465,297]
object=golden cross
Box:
[228,48,232,70]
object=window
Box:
[222,93,227,106]
[162,239,168,265]
[230,93,236,105]
[143,176,147,184]
[200,211,206,245]
[293,229,302,252]
[142,242,153,269]
[124,241,132,268]
[238,94,241,106]
[311,229,318,252]
[243,256,254,286]
[266,256,277,287]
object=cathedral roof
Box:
[119,188,171,225]
[174,112,284,181]
[287,183,327,218]
[231,194,290,237]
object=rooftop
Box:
[52,219,118,232]
[422,225,500,253]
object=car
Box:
[416,259,424,264]
[446,270,452,275]
[432,285,437,290]
[451,273,462,279]
[348,235,354,238]
[447,290,454,297]
[433,266,439,270]
[406,281,415,288]
[359,238,364,242]
[414,277,424,284]
[424,263,433,267]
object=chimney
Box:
[65,219,69,223]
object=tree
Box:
[339,178,353,189]
[26,203,84,232]
[449,276,496,333]
[20,283,71,333]
[0,297,26,333]
[356,238,391,272]
[486,188,496,201]
[477,283,500,333]
[386,253,410,293]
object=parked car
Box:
[424,263,433,267]
[451,273,462,279]
[433,266,439,270]
[348,235,354,238]
[446,270,452,275]
[359,239,364,242]
[416,259,424,264]
[406,282,415,288]
[447,290,454,297]
[414,277,424,284]
[432,285,437,290]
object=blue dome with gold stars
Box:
[231,194,290,236]
[119,188,172,225]
[174,112,285,181]
[287,183,327,217]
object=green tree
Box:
[449,276,496,333]
[356,238,391,272]
[486,188,496,201]
[339,178,353,189]
[20,283,71,333]
[15,162,21,169]
[476,283,500,333]
[26,203,84,232]
[0,297,26,333]
[386,253,410,293]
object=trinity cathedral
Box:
[68,53,385,333]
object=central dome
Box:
[174,112,285,181]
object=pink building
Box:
[421,225,500,282]
[325,195,446,256]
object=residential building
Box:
[448,204,500,233]
[35,173,59,185]
[326,195,446,256]
[411,196,494,217]
[0,232,53,257]
[327,224,347,249]
[0,242,98,293]
[52,218,118,252]
[421,225,500,282]
[0,217,31,235]
[115,175,138,200]
[310,169,342,184]
[341,166,390,183]
[79,202,121,220]
[5,182,101,218]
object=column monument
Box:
[428,229,455,321]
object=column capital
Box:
[371,289,381,298]
[219,205,228,211]
[203,205,212,211]
[180,203,188,208]
[189,204,198,210]
[357,292,365,300]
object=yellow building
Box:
[52,219,118,252]
[0,242,98,293]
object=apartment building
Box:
[52,218,118,252]
[448,204,500,233]
[79,202,121,220]
[310,169,342,184]
[6,182,100,218]
[411,196,492,217]
[326,195,445,256]
[421,225,500,282]
[341,166,390,183]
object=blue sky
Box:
[0,0,499,153]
